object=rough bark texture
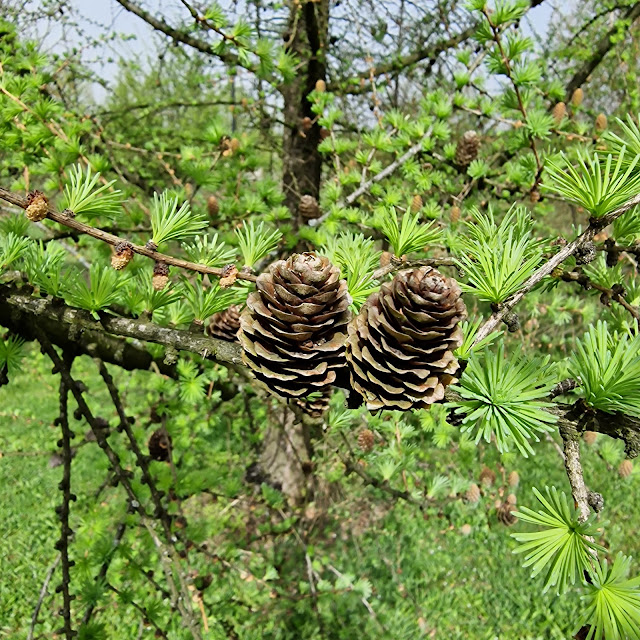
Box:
[259,406,314,505]
[281,0,330,219]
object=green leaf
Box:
[512,486,605,595]
[449,341,557,456]
[455,205,544,303]
[543,149,640,218]
[581,553,640,640]
[150,192,207,247]
[321,232,380,310]
[183,233,236,268]
[235,220,281,268]
[67,264,129,315]
[379,206,442,257]
[181,275,245,323]
[60,164,123,219]
[455,317,503,360]
[0,335,26,375]
[569,320,640,418]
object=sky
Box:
[33,0,558,103]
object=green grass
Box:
[1,348,640,639]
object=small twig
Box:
[473,192,640,345]
[0,187,257,283]
[309,128,433,227]
[27,555,61,640]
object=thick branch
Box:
[0,284,243,366]
[0,284,178,376]
[560,432,591,522]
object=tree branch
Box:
[473,192,640,344]
[0,187,257,283]
[564,1,640,101]
[0,283,243,366]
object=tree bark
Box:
[281,0,330,220]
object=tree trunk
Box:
[281,0,330,221]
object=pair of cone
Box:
[232,252,466,412]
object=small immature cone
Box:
[571,88,584,107]
[410,194,423,214]
[459,523,472,536]
[508,470,520,488]
[454,130,480,168]
[479,466,496,487]
[506,493,517,506]
[239,253,351,399]
[315,79,326,93]
[152,262,170,291]
[207,195,220,218]
[207,305,241,342]
[450,205,461,224]
[497,502,517,526]
[552,102,566,125]
[111,241,134,270]
[583,431,598,446]
[466,483,481,503]
[346,266,466,410]
[25,190,48,222]
[148,427,172,462]
[357,428,375,452]
[219,263,238,288]
[619,459,633,478]
[298,194,321,220]
[595,113,608,132]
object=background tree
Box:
[3,1,640,638]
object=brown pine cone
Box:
[239,253,350,399]
[479,466,496,487]
[552,102,566,125]
[454,131,480,168]
[294,389,332,418]
[298,195,321,220]
[346,266,466,410]
[466,483,481,503]
[410,194,423,214]
[207,195,220,218]
[148,427,172,462]
[497,501,517,526]
[571,88,584,107]
[508,471,520,487]
[207,305,241,342]
[357,428,375,452]
[619,459,633,478]
[583,431,598,445]
[595,113,607,132]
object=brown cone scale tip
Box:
[345,266,466,411]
